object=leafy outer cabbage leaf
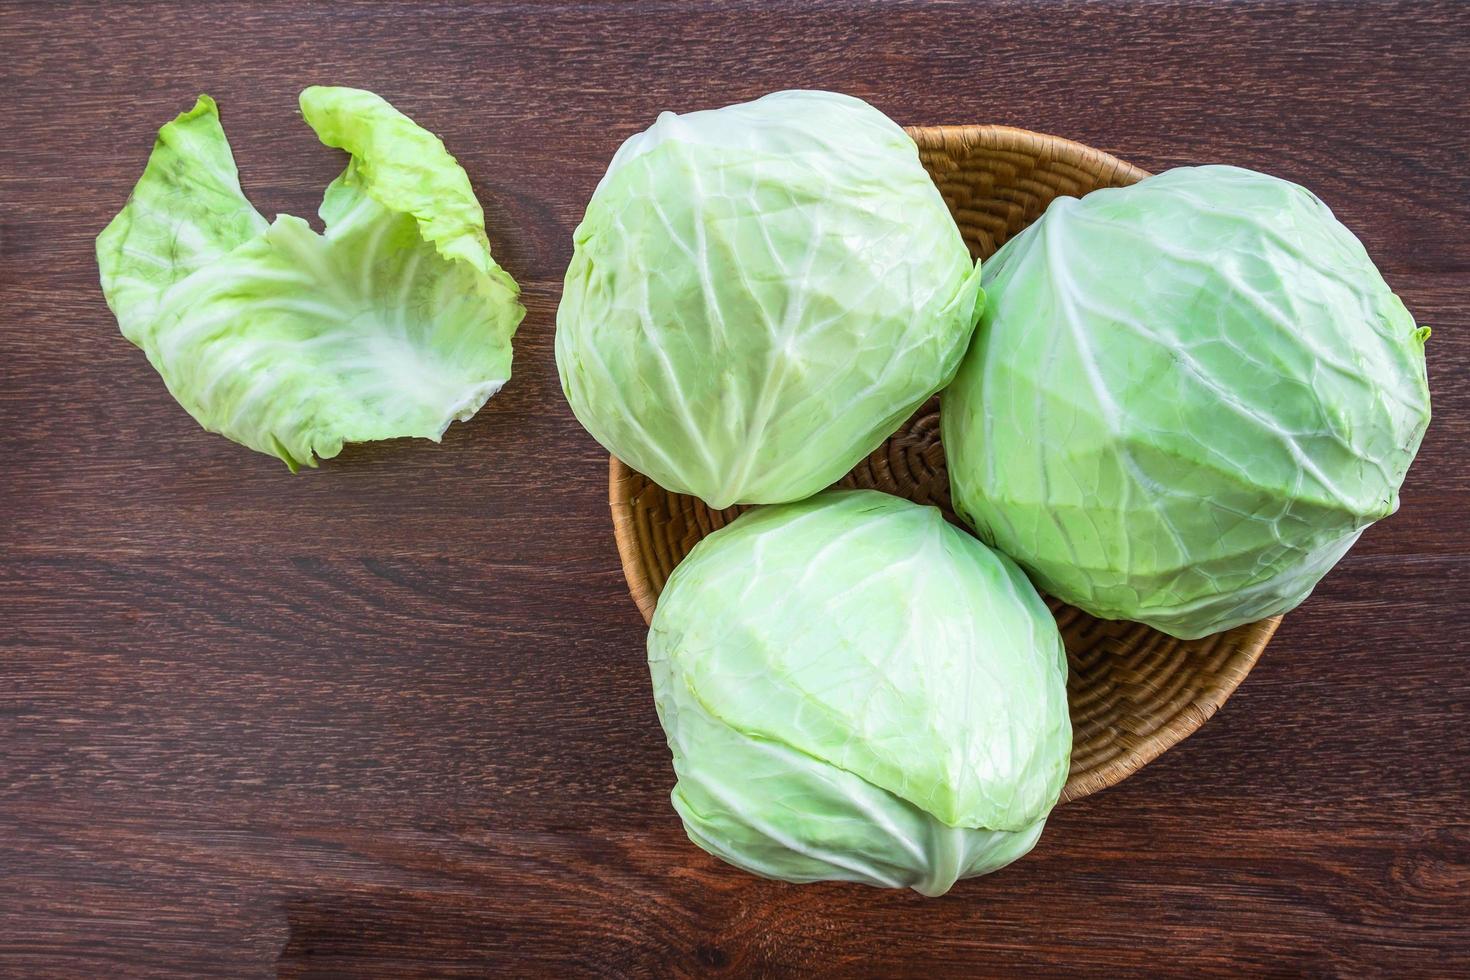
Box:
[942,165,1432,639]
[97,89,523,470]
[648,490,1071,896]
[557,90,984,509]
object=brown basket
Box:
[608,125,1281,804]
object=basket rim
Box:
[902,122,1151,188]
[604,124,1281,805]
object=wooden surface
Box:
[2,1,1467,975]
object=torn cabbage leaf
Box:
[97,89,522,470]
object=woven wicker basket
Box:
[608,125,1281,803]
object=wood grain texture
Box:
[2,1,1467,976]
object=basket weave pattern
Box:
[609,125,1281,804]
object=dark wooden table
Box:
[4,1,1468,975]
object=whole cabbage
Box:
[943,165,1431,639]
[557,91,983,508]
[647,490,1071,896]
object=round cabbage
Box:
[943,165,1432,639]
[557,91,983,509]
[647,490,1071,896]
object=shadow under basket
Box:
[608,124,1282,805]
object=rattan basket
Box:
[608,125,1281,804]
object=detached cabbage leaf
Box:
[943,165,1431,638]
[97,89,523,470]
[648,490,1071,896]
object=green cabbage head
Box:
[943,165,1431,639]
[647,490,1071,896]
[557,91,984,509]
